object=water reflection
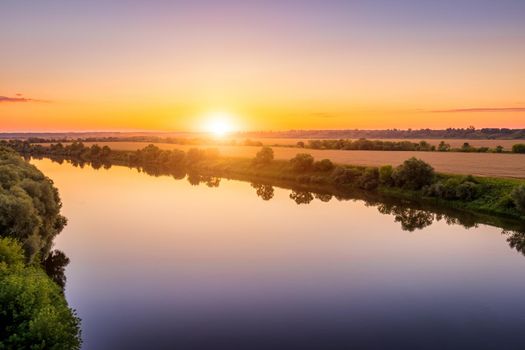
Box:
[27,156,525,350]
[250,183,274,201]
[31,155,525,258]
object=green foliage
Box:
[379,165,394,185]
[425,177,480,201]
[0,147,67,261]
[437,141,450,152]
[289,153,314,172]
[358,168,380,190]
[0,238,81,350]
[253,147,274,165]
[392,158,435,190]
[313,159,334,172]
[330,166,363,185]
[511,185,525,213]
[512,144,525,153]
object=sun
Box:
[203,112,236,137]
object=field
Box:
[44,141,525,179]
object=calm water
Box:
[32,159,525,350]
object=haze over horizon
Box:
[1,0,524,132]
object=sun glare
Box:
[203,112,236,137]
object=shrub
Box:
[392,158,435,190]
[290,153,314,172]
[455,181,479,200]
[331,166,363,185]
[314,159,334,172]
[511,185,525,213]
[379,165,394,186]
[512,144,525,153]
[253,146,274,165]
[358,168,380,190]
[185,148,207,164]
[424,177,480,201]
[168,149,185,165]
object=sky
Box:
[1,0,524,132]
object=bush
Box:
[331,166,363,185]
[512,144,525,153]
[424,177,480,201]
[290,153,314,172]
[379,165,394,186]
[358,168,380,190]
[253,146,274,165]
[511,185,525,213]
[392,158,435,190]
[314,159,334,172]
[437,141,451,152]
[185,148,207,164]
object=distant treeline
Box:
[19,134,525,154]
[239,127,525,140]
[3,128,525,141]
[4,140,525,222]
[299,139,525,153]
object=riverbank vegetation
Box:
[0,146,81,349]
[4,141,525,222]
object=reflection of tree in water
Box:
[205,177,221,188]
[314,193,333,202]
[43,250,70,290]
[187,172,221,187]
[290,190,314,205]
[251,183,275,201]
[504,230,525,256]
[36,155,525,259]
[377,204,435,232]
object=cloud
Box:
[431,107,525,113]
[0,95,48,103]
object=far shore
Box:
[39,141,525,179]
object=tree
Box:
[512,144,525,153]
[290,153,314,172]
[253,146,274,165]
[0,147,67,261]
[0,238,81,349]
[437,141,450,152]
[392,157,435,190]
[313,159,334,171]
[511,185,525,213]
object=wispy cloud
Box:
[0,95,48,103]
[431,107,525,113]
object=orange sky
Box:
[1,1,524,132]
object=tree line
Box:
[297,138,525,153]
[239,127,525,140]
